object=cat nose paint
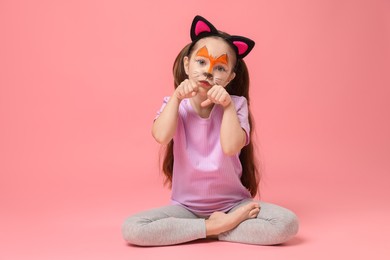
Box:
[203,72,213,79]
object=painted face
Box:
[196,46,228,74]
[184,37,236,88]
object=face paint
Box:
[195,46,228,74]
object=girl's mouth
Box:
[199,80,212,87]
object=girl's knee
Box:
[121,216,145,245]
[274,209,299,244]
[283,210,299,238]
[259,204,299,244]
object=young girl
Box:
[122,15,299,246]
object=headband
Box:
[189,15,255,59]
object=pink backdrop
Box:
[1,0,389,259]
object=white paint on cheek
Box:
[191,68,203,80]
[214,77,224,86]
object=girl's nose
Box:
[207,64,213,74]
[200,62,213,75]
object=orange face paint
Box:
[196,46,228,73]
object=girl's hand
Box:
[201,85,232,108]
[174,79,198,100]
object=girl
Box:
[122,15,299,246]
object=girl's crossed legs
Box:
[122,200,299,246]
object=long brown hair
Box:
[161,37,260,197]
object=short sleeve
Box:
[231,96,251,145]
[154,96,170,120]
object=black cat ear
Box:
[227,36,255,59]
[189,16,256,59]
[190,15,218,41]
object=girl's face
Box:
[184,37,236,89]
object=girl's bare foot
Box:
[205,202,260,237]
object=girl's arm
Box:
[220,102,247,156]
[152,79,198,144]
[151,96,181,145]
[202,85,247,156]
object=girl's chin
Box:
[196,87,209,95]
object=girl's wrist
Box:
[222,101,234,110]
[173,91,182,102]
[172,92,184,106]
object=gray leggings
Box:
[122,200,299,246]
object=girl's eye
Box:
[196,59,206,65]
[215,66,227,72]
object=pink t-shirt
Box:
[156,96,252,217]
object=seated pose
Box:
[122,15,299,246]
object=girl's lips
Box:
[199,80,212,87]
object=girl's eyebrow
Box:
[196,46,228,65]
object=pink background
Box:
[1,0,389,259]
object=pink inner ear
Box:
[195,21,211,36]
[233,41,248,55]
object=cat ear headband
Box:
[189,15,255,59]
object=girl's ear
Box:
[183,56,189,75]
[228,71,236,84]
[228,36,255,59]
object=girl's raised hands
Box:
[174,80,232,109]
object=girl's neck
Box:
[190,95,214,118]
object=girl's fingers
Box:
[178,83,230,106]
[215,89,225,102]
[184,82,191,95]
[176,79,199,99]
[176,80,187,99]
[205,85,231,106]
[186,80,199,97]
[206,87,217,101]
[176,88,183,99]
[190,79,199,92]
